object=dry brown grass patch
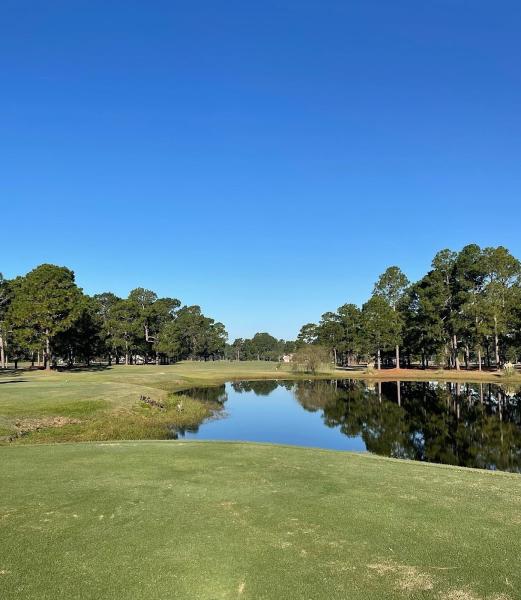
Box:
[368,559,433,592]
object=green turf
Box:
[0,441,519,599]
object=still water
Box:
[174,379,521,473]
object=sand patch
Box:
[368,559,433,592]
[13,417,81,437]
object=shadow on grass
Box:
[0,368,25,379]
[55,364,112,373]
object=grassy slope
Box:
[0,362,313,438]
[1,441,520,600]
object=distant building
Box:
[282,354,293,363]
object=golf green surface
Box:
[1,441,519,599]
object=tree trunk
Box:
[45,330,51,371]
[395,344,400,369]
[453,335,460,370]
[477,347,482,371]
[377,348,381,370]
[333,347,337,366]
[0,335,5,369]
[494,316,500,369]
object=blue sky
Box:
[2,1,520,340]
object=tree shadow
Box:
[0,368,25,378]
[54,364,112,373]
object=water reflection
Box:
[175,380,521,473]
[181,384,228,403]
[231,380,279,395]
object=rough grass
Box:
[10,395,213,444]
[0,441,520,599]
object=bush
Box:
[291,345,331,374]
[502,362,516,378]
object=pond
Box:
[174,379,521,473]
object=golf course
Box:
[3,0,521,596]
[1,362,520,599]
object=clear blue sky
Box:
[2,1,521,340]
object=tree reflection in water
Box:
[180,384,228,403]
[291,380,521,472]
[231,380,279,395]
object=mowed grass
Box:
[0,362,296,415]
[0,441,519,600]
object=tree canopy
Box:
[297,244,521,370]
[1,264,227,368]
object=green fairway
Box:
[0,441,519,600]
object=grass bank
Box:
[0,441,519,599]
[0,362,300,443]
[1,361,519,443]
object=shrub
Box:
[291,345,331,374]
[502,362,516,378]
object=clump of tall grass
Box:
[8,394,218,444]
[501,362,517,378]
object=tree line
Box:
[2,245,520,372]
[297,245,521,371]
[225,333,295,362]
[0,264,228,369]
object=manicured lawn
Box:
[0,441,519,599]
